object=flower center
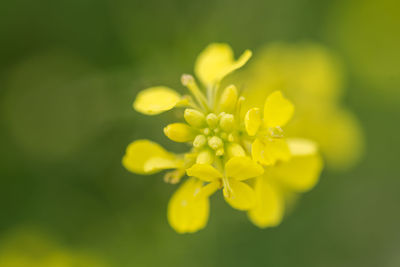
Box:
[192,112,236,157]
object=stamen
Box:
[181,74,209,111]
[163,169,185,184]
[222,176,233,198]
[269,126,284,139]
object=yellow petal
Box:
[195,43,252,86]
[287,138,318,156]
[163,123,196,142]
[263,91,294,127]
[245,108,261,136]
[167,178,210,234]
[186,164,222,182]
[314,110,364,170]
[144,157,182,173]
[223,179,256,210]
[268,141,323,192]
[133,86,182,115]
[225,156,264,180]
[248,177,284,228]
[251,138,291,166]
[122,140,180,174]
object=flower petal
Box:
[287,138,318,156]
[167,178,210,234]
[195,43,252,86]
[263,91,294,127]
[268,139,323,192]
[224,179,256,211]
[251,138,291,166]
[186,164,222,182]
[313,110,364,170]
[122,140,180,174]
[144,157,182,173]
[225,156,264,180]
[248,177,284,228]
[245,108,262,136]
[133,86,183,115]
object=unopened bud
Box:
[218,85,238,113]
[164,123,195,142]
[184,108,206,128]
[226,143,245,158]
[215,147,225,156]
[206,113,219,128]
[228,133,235,142]
[208,136,223,150]
[193,135,207,148]
[196,149,214,164]
[220,132,228,140]
[219,113,235,132]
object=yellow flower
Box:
[245,91,294,166]
[248,138,323,228]
[237,42,364,170]
[186,156,264,210]
[123,43,324,233]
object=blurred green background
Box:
[0,0,399,266]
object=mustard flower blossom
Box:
[123,43,323,233]
[237,43,364,169]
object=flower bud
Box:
[228,133,235,142]
[206,113,219,128]
[208,136,223,150]
[215,147,224,156]
[196,149,214,164]
[226,143,245,158]
[193,135,207,148]
[184,108,206,128]
[164,123,195,142]
[218,85,238,113]
[219,113,235,132]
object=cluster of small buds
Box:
[163,77,248,168]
